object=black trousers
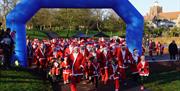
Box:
[170,53,176,60]
[4,52,11,68]
[91,76,98,88]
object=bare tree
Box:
[0,0,19,27]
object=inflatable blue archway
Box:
[6,0,144,67]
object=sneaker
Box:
[123,82,127,86]
[115,89,119,91]
[140,85,144,91]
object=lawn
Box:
[56,29,121,38]
[0,68,52,91]
[144,61,180,91]
[151,37,180,46]
[145,70,180,91]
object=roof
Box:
[158,11,180,20]
[144,11,180,21]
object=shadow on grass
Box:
[0,75,40,80]
[145,70,180,84]
[0,66,52,91]
[145,61,180,86]
[0,80,45,83]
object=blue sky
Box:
[129,0,180,15]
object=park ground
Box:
[0,56,179,91]
[0,30,180,91]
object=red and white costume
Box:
[114,47,131,80]
[137,61,149,76]
[107,63,121,91]
[50,62,60,76]
[64,45,74,56]
[61,57,71,84]
[99,48,112,84]
[35,46,47,68]
[130,54,140,74]
[68,50,85,91]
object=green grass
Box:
[26,28,122,39]
[144,71,180,91]
[0,68,52,91]
[26,29,48,40]
[56,29,121,38]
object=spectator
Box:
[27,38,33,67]
[168,40,178,60]
[0,22,4,42]
[156,42,161,56]
[160,43,164,56]
[10,30,16,42]
[1,28,14,68]
[178,47,180,60]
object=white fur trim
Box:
[71,73,83,76]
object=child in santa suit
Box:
[91,56,100,89]
[86,53,100,90]
[137,56,150,91]
[61,56,71,84]
[107,59,121,91]
[49,60,60,82]
[99,46,111,85]
[130,49,141,82]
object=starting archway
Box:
[6,0,144,67]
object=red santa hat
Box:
[72,46,80,53]
[80,42,85,47]
[121,44,127,49]
[53,61,59,67]
[100,43,105,48]
[52,39,57,43]
[133,48,138,52]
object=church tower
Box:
[149,0,163,16]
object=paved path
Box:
[146,54,180,62]
[52,80,150,91]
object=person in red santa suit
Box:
[160,43,164,56]
[46,44,56,63]
[53,45,64,61]
[99,46,111,85]
[156,42,161,56]
[35,43,47,69]
[32,41,38,65]
[148,40,154,59]
[61,56,71,84]
[137,56,150,91]
[67,46,85,91]
[80,45,89,57]
[107,58,121,91]
[82,44,94,81]
[27,39,33,67]
[64,43,74,56]
[130,49,141,82]
[49,60,60,82]
[114,44,131,86]
[90,51,100,90]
